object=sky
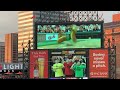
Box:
[0,11,119,42]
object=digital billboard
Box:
[30,50,48,79]
[36,22,103,49]
[49,49,89,79]
[89,49,109,78]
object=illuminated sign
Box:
[2,63,23,70]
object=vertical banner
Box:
[0,64,2,72]
[30,50,48,79]
[89,49,109,78]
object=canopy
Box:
[5,71,12,75]
[15,71,23,75]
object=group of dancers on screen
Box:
[51,55,86,79]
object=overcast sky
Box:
[0,11,119,42]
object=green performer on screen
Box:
[71,61,86,79]
[57,25,78,44]
[52,59,64,78]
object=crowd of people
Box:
[51,55,87,79]
[37,25,101,33]
[37,25,67,33]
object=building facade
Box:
[104,13,120,79]
[5,33,18,63]
[0,42,5,63]
[18,11,69,62]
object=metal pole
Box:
[23,47,25,78]
[115,46,116,79]
[28,40,31,79]
[108,39,111,79]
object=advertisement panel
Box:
[89,49,109,78]
[30,50,48,79]
[0,64,2,72]
[36,22,103,49]
[49,49,88,79]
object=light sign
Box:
[2,63,23,70]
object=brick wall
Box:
[113,14,120,22]
[104,29,112,48]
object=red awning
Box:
[5,71,12,75]
[15,71,23,75]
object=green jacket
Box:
[72,64,86,78]
[52,63,64,77]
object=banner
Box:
[0,64,2,72]
[89,49,109,78]
[30,50,48,79]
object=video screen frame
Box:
[34,21,104,49]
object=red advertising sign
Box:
[30,50,48,79]
[89,49,109,78]
[0,64,2,72]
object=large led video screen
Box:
[48,49,89,79]
[36,22,103,49]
